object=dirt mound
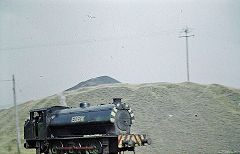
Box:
[0,82,239,153]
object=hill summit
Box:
[65,76,120,91]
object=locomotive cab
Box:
[24,108,47,149]
[24,106,70,150]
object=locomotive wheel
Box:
[49,141,63,154]
[49,146,57,154]
[66,142,75,154]
[84,140,102,154]
[41,141,49,154]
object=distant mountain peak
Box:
[65,76,120,91]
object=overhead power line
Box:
[0,79,12,82]
[0,30,175,52]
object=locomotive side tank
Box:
[48,98,135,137]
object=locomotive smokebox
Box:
[113,98,122,104]
[79,102,90,108]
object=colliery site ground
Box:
[0,82,240,153]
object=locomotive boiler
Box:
[24,98,151,154]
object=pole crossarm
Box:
[179,34,194,38]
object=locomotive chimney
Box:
[113,98,122,104]
[79,102,90,108]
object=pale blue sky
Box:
[0,0,240,109]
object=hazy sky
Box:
[0,0,240,109]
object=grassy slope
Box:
[0,82,239,154]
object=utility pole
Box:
[12,75,21,153]
[179,27,194,82]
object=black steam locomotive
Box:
[24,98,151,154]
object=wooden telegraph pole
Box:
[12,75,21,153]
[179,27,194,82]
